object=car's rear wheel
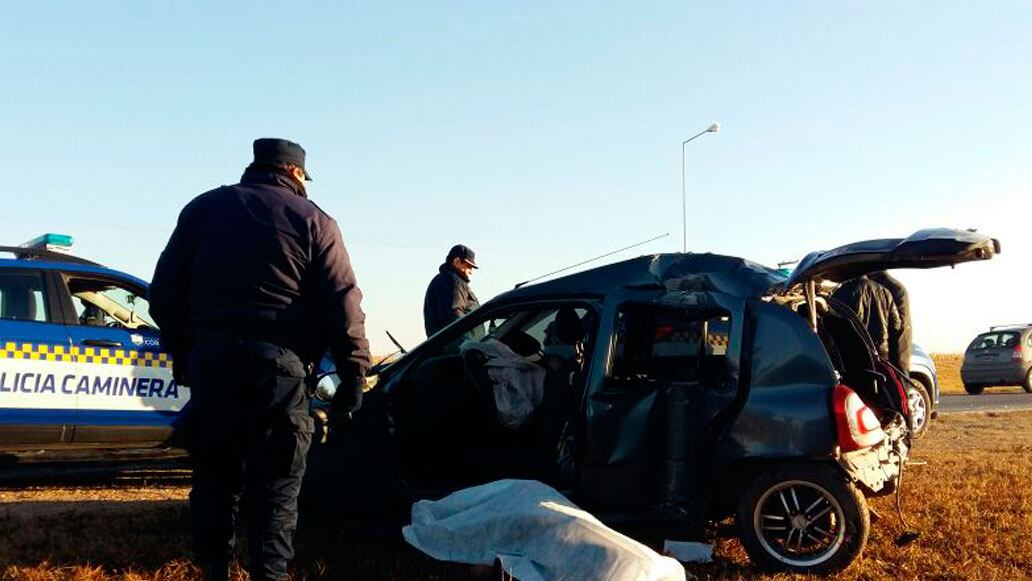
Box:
[1023,370,1032,394]
[736,463,869,575]
[964,383,985,395]
[906,381,931,439]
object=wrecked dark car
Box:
[302,228,999,574]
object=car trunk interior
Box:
[801,296,908,422]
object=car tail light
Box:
[833,384,886,452]
[1012,345,1023,360]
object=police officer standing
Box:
[870,270,912,378]
[832,274,904,370]
[423,244,481,337]
[150,138,370,581]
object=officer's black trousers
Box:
[186,340,313,581]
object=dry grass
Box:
[3,412,1032,580]
[931,352,1026,395]
[931,353,965,395]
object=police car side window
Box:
[0,270,49,323]
[65,276,158,330]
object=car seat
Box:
[80,303,107,327]
[541,308,586,372]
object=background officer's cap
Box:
[253,138,312,181]
[447,244,478,268]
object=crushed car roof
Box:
[493,228,1000,306]
[503,253,787,301]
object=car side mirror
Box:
[314,373,342,402]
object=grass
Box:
[3,411,1032,580]
[931,352,1027,395]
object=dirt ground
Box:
[2,411,1031,580]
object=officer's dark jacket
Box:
[870,271,912,374]
[423,263,479,337]
[150,168,370,384]
[832,275,904,370]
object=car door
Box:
[578,294,745,514]
[0,266,76,446]
[386,299,600,493]
[58,270,185,445]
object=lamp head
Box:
[707,122,721,133]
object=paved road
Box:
[939,392,1032,414]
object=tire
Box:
[736,463,869,575]
[964,383,985,395]
[1023,370,1032,394]
[906,381,932,440]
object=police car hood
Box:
[781,228,1000,290]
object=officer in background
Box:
[150,138,370,581]
[832,273,904,372]
[870,270,912,378]
[423,244,482,337]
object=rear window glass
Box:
[969,332,1020,350]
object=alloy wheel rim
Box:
[752,479,847,567]
[908,387,927,431]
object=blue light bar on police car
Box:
[20,233,74,254]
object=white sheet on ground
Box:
[402,479,686,581]
[662,540,713,563]
[462,339,545,429]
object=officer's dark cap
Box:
[447,244,478,268]
[253,138,312,181]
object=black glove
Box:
[330,375,365,416]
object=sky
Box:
[1,2,1030,354]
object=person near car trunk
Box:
[832,274,905,372]
[423,244,482,337]
[870,270,911,378]
[149,138,370,581]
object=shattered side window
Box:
[610,306,731,386]
[650,313,704,380]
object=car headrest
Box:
[554,308,584,345]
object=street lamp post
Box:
[681,122,720,252]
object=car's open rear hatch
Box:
[780,228,1000,290]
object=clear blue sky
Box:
[2,2,1030,353]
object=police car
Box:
[0,234,187,452]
